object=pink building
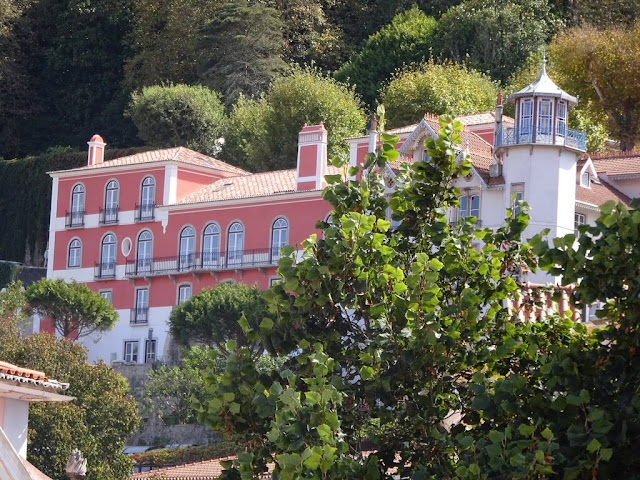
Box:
[46,65,635,363]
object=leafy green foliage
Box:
[127,84,225,153]
[169,283,267,355]
[198,2,288,106]
[433,0,558,84]
[25,278,117,337]
[220,69,366,171]
[139,346,215,425]
[195,116,640,478]
[0,293,139,480]
[550,23,640,151]
[0,261,23,289]
[334,7,437,106]
[381,61,498,127]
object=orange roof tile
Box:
[130,457,232,480]
[177,167,341,205]
[456,112,514,127]
[575,179,630,207]
[59,148,249,176]
[0,361,47,381]
[589,151,640,177]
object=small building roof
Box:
[51,147,249,176]
[589,151,640,178]
[130,457,240,480]
[0,360,72,402]
[575,178,630,208]
[508,59,578,104]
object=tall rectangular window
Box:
[519,99,533,140]
[124,341,139,362]
[100,290,113,305]
[132,288,149,324]
[511,184,525,216]
[557,101,567,137]
[537,99,553,137]
[457,193,480,225]
[575,212,586,236]
[145,339,156,363]
[178,284,192,304]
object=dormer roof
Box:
[508,59,577,105]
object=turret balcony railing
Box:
[124,248,283,277]
[495,125,586,151]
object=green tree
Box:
[124,0,220,90]
[25,278,117,338]
[550,23,640,151]
[169,282,267,356]
[433,0,557,84]
[0,291,139,480]
[381,61,498,127]
[140,346,214,425]
[220,69,365,171]
[127,84,226,153]
[334,7,437,107]
[198,2,288,106]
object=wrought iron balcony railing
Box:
[495,125,586,151]
[99,206,119,225]
[125,248,284,277]
[135,203,155,222]
[65,210,85,228]
[130,307,149,324]
[94,261,116,280]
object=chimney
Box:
[368,114,378,153]
[87,134,106,166]
[296,123,328,191]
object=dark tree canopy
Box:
[127,84,226,154]
[334,6,437,107]
[25,278,117,338]
[433,0,557,84]
[169,282,267,356]
[198,2,288,106]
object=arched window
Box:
[202,223,220,267]
[136,231,153,273]
[178,284,192,304]
[227,222,244,265]
[100,234,116,278]
[102,180,119,224]
[68,184,85,227]
[138,176,155,221]
[179,226,195,270]
[67,239,81,268]
[271,218,288,261]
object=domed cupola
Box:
[497,58,585,152]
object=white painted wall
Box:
[79,306,173,364]
[2,398,29,458]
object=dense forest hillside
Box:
[0,0,639,263]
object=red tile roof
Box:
[177,167,341,205]
[456,112,514,127]
[575,179,630,207]
[0,360,69,391]
[0,361,47,381]
[589,151,640,177]
[60,148,249,176]
[130,457,232,480]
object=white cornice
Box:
[161,189,324,212]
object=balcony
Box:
[495,125,586,151]
[99,206,119,225]
[124,248,282,278]
[65,210,85,228]
[130,307,149,325]
[135,204,155,222]
[94,262,116,280]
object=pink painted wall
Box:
[176,168,226,201]
[57,167,166,217]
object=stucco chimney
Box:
[87,134,106,166]
[368,114,378,153]
[296,123,328,191]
